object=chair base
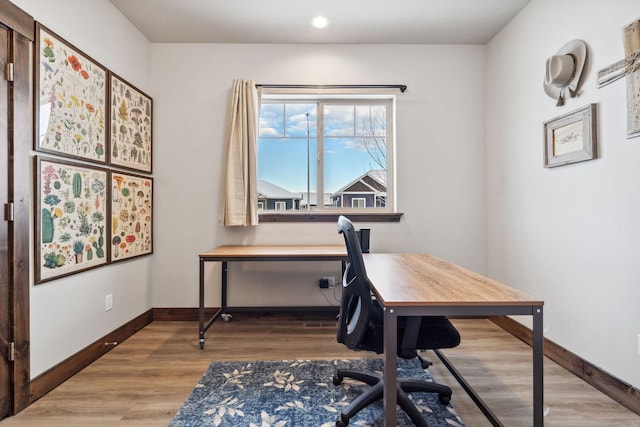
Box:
[333,367,452,427]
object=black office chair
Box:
[333,215,461,427]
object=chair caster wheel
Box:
[417,353,433,369]
[336,414,349,426]
[438,394,451,405]
[332,374,343,386]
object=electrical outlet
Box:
[105,294,113,311]
[322,276,336,287]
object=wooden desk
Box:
[198,245,347,349]
[363,253,544,427]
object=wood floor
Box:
[1,314,638,426]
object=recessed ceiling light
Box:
[312,16,328,29]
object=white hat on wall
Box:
[544,39,588,106]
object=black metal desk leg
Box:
[199,257,205,349]
[533,306,544,426]
[383,307,398,426]
[221,261,229,321]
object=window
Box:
[258,94,394,213]
[275,201,286,211]
[351,198,366,208]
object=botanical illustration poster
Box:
[111,172,153,262]
[37,158,108,283]
[110,74,153,172]
[37,24,107,163]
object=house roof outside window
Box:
[257,180,302,200]
[331,170,387,197]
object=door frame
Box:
[1,0,33,415]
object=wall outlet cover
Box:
[322,276,335,287]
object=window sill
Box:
[258,212,403,223]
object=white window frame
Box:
[259,91,396,213]
[275,201,286,211]
[351,198,366,208]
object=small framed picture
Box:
[109,72,153,173]
[35,157,109,283]
[544,104,597,168]
[110,172,153,262]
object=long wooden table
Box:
[363,253,545,427]
[198,245,347,349]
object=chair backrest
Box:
[337,215,374,349]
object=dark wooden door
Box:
[0,23,11,421]
[0,1,33,416]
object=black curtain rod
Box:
[255,84,407,93]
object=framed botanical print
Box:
[110,172,153,262]
[109,73,153,173]
[35,157,109,283]
[35,23,108,163]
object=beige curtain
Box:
[222,79,260,226]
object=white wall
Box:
[149,43,488,309]
[486,0,640,389]
[11,0,152,377]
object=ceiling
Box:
[108,0,531,44]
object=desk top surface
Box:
[200,244,347,260]
[364,253,543,307]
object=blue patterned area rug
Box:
[169,358,466,427]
